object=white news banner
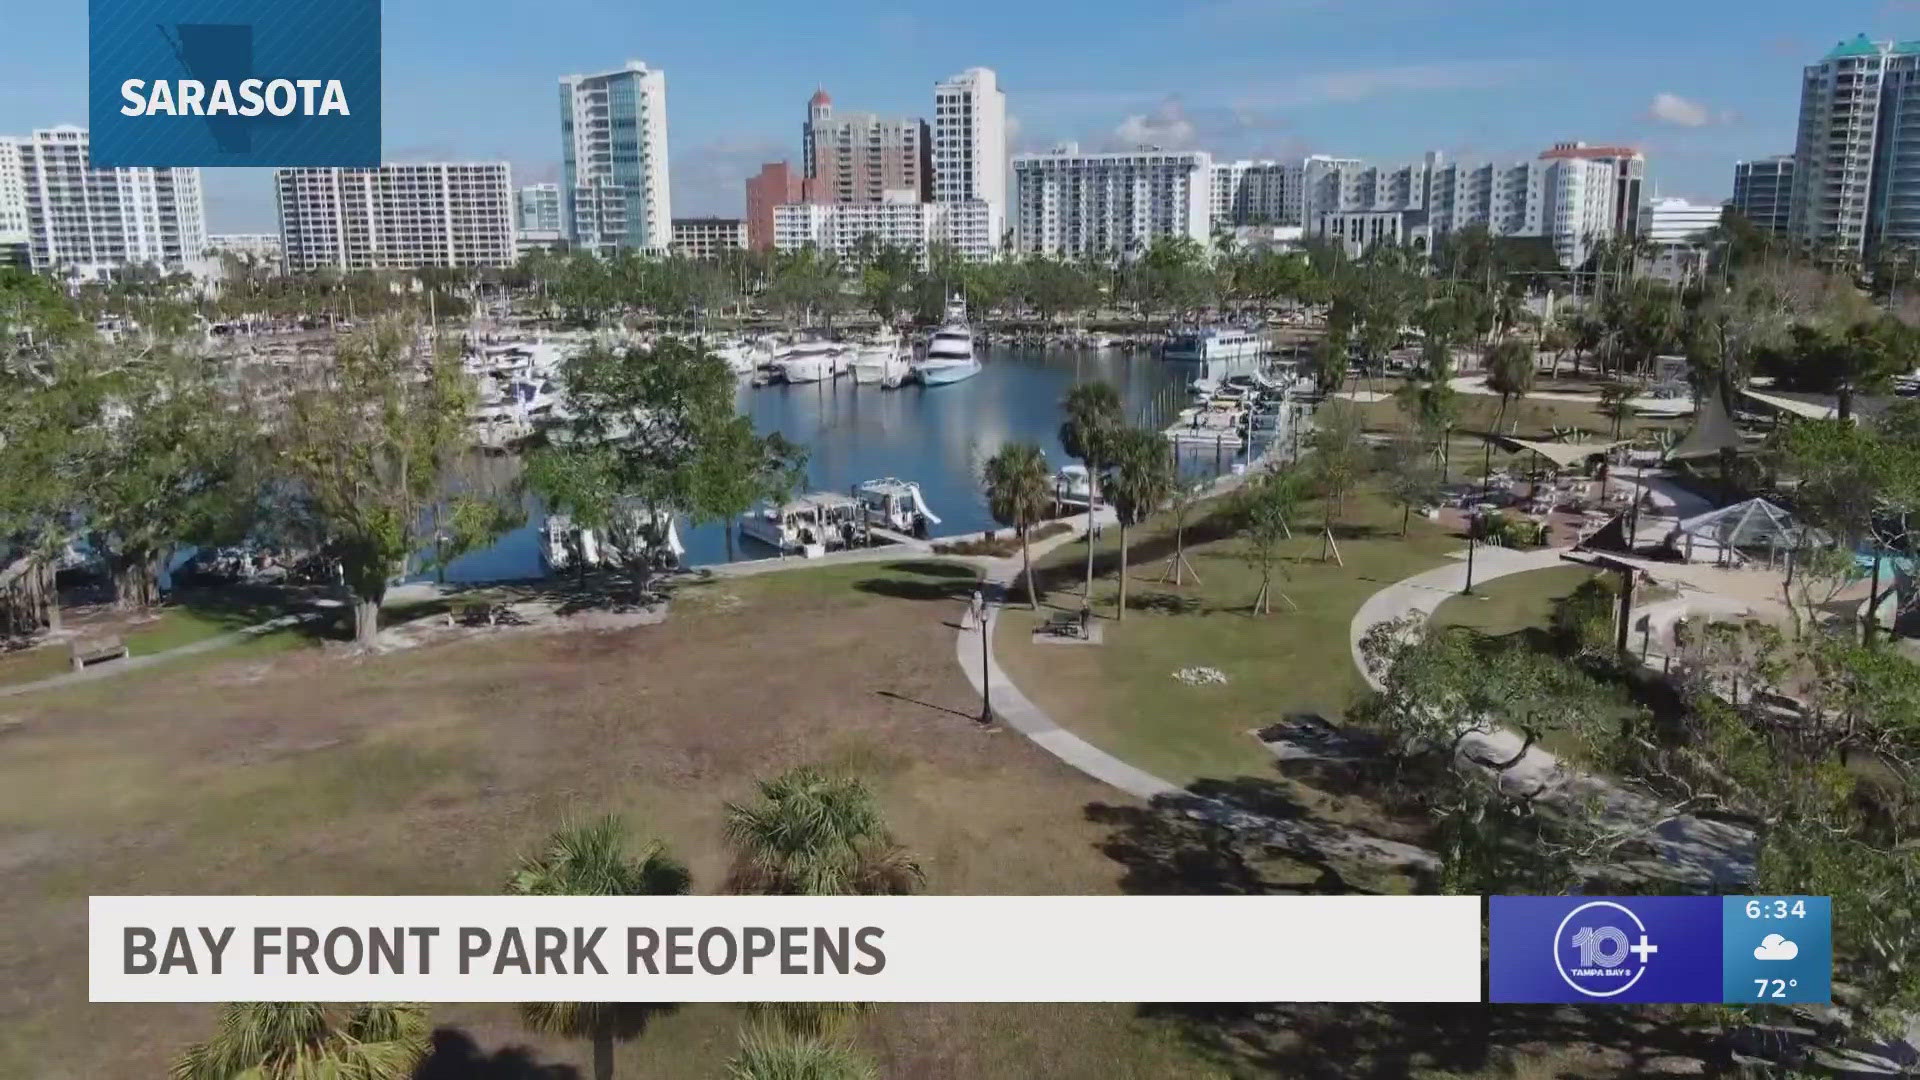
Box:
[92,895,1482,1003]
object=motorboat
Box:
[710,338,771,375]
[851,326,912,386]
[1163,326,1266,363]
[1054,464,1094,506]
[914,295,980,386]
[541,507,685,573]
[1188,377,1221,398]
[774,341,846,384]
[853,478,941,537]
[739,492,865,555]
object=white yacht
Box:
[1163,327,1266,363]
[739,492,864,554]
[1054,464,1094,506]
[711,338,771,375]
[853,478,942,536]
[774,341,846,384]
[914,296,980,386]
[851,326,912,386]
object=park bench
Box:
[448,600,514,627]
[69,634,129,672]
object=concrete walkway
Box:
[0,612,316,699]
[1347,543,1755,885]
[955,513,1441,873]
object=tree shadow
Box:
[1125,590,1204,615]
[167,584,346,643]
[852,564,979,603]
[1032,508,1242,596]
[875,689,978,721]
[413,1027,581,1080]
[882,560,976,579]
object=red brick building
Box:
[745,161,802,251]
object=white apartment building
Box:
[1640,197,1724,245]
[1211,160,1303,228]
[932,67,1007,249]
[1733,156,1794,233]
[1788,35,1920,260]
[1307,151,1617,268]
[274,163,516,272]
[516,183,564,234]
[7,126,206,279]
[205,233,282,264]
[560,61,671,256]
[0,139,27,244]
[669,217,747,260]
[772,197,992,268]
[1012,144,1212,259]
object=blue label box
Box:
[90,0,381,167]
[1721,896,1832,1005]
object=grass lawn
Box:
[1431,565,1603,638]
[0,602,309,688]
[0,559,1216,1080]
[998,485,1459,790]
[1348,382,1687,445]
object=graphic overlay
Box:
[91,895,1485,1003]
[89,0,380,167]
[1490,896,1833,1005]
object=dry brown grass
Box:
[0,562,1205,1079]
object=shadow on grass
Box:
[852,563,980,603]
[883,560,977,579]
[1032,508,1242,596]
[169,584,347,643]
[1124,590,1203,615]
[413,1027,581,1079]
[876,689,978,721]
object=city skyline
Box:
[1,0,1875,236]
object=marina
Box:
[437,341,1297,582]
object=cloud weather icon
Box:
[1754,934,1799,961]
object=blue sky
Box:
[1,0,1907,233]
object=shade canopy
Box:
[1739,387,1841,421]
[1666,391,1745,461]
[1482,434,1626,469]
[1671,498,1808,551]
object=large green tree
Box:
[1102,428,1176,620]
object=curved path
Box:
[1347,545,1754,885]
[0,612,316,699]
[956,518,1441,874]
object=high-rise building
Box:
[1640,197,1724,244]
[802,89,931,204]
[1210,160,1303,228]
[1012,144,1212,259]
[1539,142,1645,237]
[1732,156,1795,233]
[7,126,206,279]
[1788,35,1920,260]
[274,163,516,272]
[560,61,672,256]
[516,183,564,234]
[745,161,803,251]
[1300,155,1366,228]
[670,217,747,260]
[932,67,1006,248]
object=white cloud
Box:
[1113,99,1197,149]
[1753,934,1799,961]
[1649,92,1711,128]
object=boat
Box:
[1163,326,1266,363]
[851,327,912,385]
[1188,377,1221,398]
[739,492,865,554]
[774,341,846,384]
[711,338,771,375]
[914,296,981,386]
[1054,464,1094,506]
[853,478,941,537]
[541,507,686,573]
[1086,333,1121,350]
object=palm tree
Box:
[1484,338,1536,436]
[981,441,1053,609]
[724,766,924,897]
[507,816,691,1080]
[171,1003,429,1080]
[725,1026,878,1080]
[1596,380,1642,441]
[1102,428,1176,620]
[1059,381,1123,604]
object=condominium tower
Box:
[669,217,747,260]
[1732,156,1795,233]
[1789,35,1920,260]
[274,163,516,272]
[1012,144,1212,258]
[1539,142,1645,237]
[516,183,564,234]
[932,67,1007,247]
[5,126,206,278]
[803,89,931,204]
[560,61,672,256]
[1211,160,1303,228]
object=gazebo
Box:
[1664,498,1809,566]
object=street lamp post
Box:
[977,591,994,725]
[1462,528,1477,596]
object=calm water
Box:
[437,345,1270,582]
